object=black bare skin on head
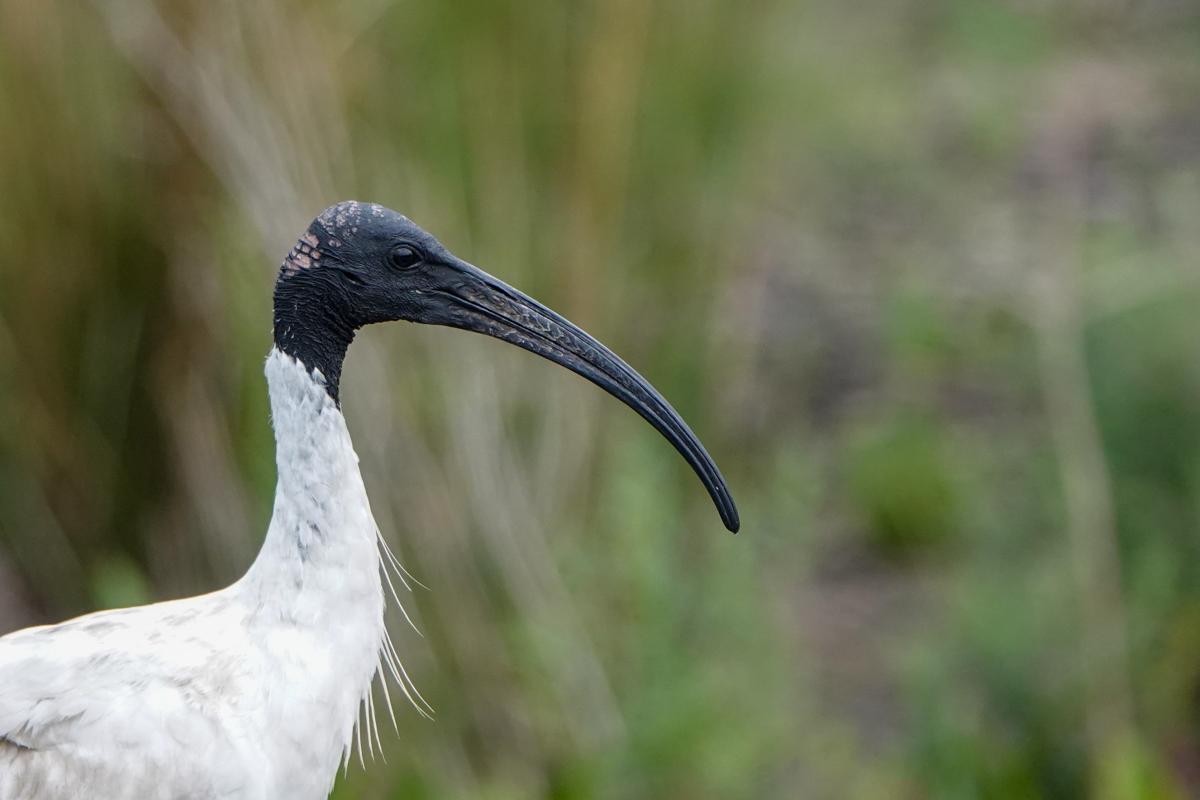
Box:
[272,201,444,401]
[272,200,741,532]
[272,200,427,400]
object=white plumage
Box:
[0,349,420,800]
[0,200,738,800]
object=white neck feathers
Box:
[235,349,429,785]
[243,349,379,593]
[236,349,387,782]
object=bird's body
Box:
[0,201,737,799]
[1,350,385,800]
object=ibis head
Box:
[274,201,739,533]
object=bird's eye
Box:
[388,244,423,270]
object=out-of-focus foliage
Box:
[1,0,1199,797]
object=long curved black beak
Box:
[421,257,740,533]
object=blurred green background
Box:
[2,0,1199,797]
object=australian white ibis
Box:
[0,201,738,800]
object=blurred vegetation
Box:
[1,0,1200,797]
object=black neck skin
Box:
[272,272,358,403]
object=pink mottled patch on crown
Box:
[280,201,408,278]
[315,200,407,238]
[316,200,365,238]
[280,231,321,277]
[281,202,362,277]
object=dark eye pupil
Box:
[389,245,421,269]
